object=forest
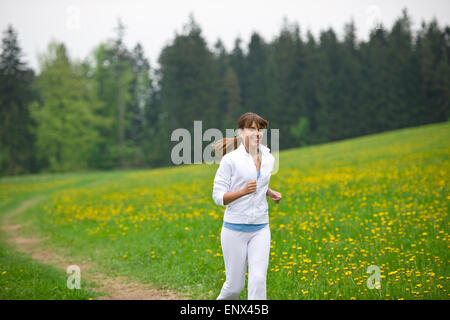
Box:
[0,8,448,176]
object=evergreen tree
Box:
[339,19,364,139]
[315,28,340,142]
[158,13,220,164]
[222,65,241,130]
[417,18,449,123]
[0,25,36,175]
[214,39,241,131]
[229,37,247,119]
[387,8,416,130]
[267,19,307,149]
[359,25,391,133]
[245,32,269,118]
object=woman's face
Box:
[238,122,264,153]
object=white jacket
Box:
[212,142,275,224]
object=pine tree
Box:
[340,19,364,139]
[0,25,36,175]
[229,37,247,117]
[359,25,391,133]
[387,8,415,130]
[222,66,241,130]
[158,13,220,164]
[417,18,449,123]
[267,18,307,149]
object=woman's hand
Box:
[267,188,282,204]
[243,180,257,195]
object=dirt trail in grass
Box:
[1,196,184,300]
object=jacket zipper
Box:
[250,148,262,221]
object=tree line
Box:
[0,8,448,176]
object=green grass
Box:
[1,121,449,299]
[0,172,113,300]
[0,235,101,300]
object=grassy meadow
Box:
[0,122,449,299]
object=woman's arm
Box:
[266,186,282,204]
[223,189,246,206]
[223,180,256,205]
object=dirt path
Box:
[1,196,185,300]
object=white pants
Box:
[216,224,271,300]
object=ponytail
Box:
[212,136,242,161]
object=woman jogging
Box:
[212,112,282,300]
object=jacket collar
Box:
[238,142,270,157]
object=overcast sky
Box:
[1,0,449,73]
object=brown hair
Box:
[213,112,269,161]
